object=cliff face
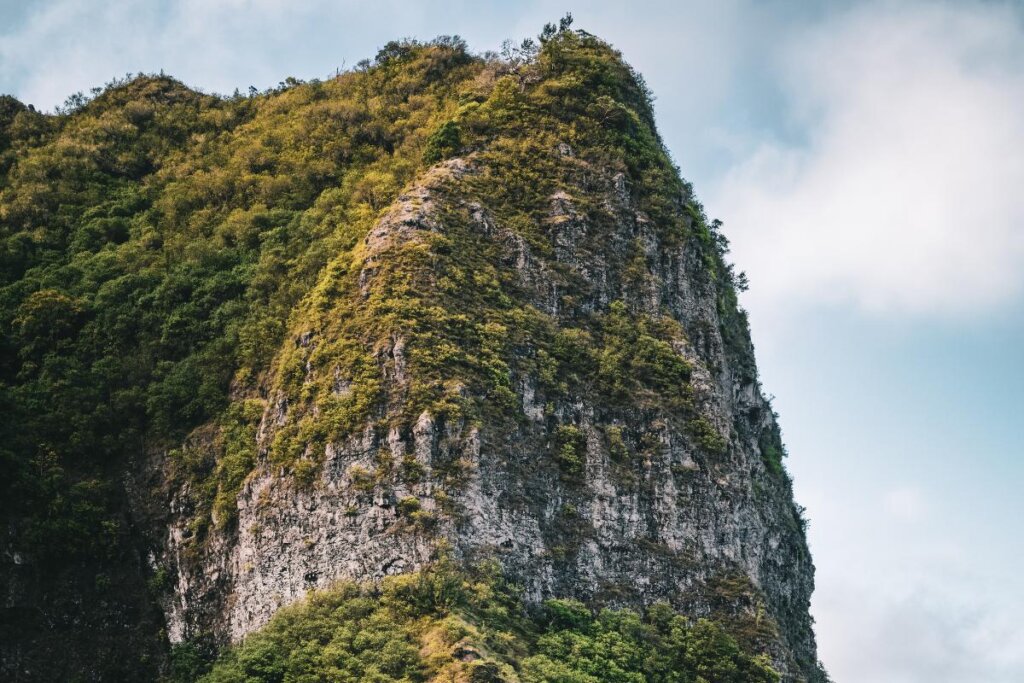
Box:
[1,27,824,682]
[156,156,820,679]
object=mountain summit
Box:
[1,22,827,682]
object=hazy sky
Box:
[3,1,1022,681]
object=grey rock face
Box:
[142,155,824,682]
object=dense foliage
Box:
[1,32,485,680]
[195,564,778,683]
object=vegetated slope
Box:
[197,562,779,683]
[0,21,827,683]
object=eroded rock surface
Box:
[146,155,822,681]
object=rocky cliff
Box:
[1,25,825,682]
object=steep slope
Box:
[0,25,826,682]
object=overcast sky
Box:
[3,1,1022,681]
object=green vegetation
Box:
[423,120,462,163]
[554,424,587,476]
[0,34,484,678]
[0,17,763,678]
[197,564,778,683]
[757,417,788,477]
[223,20,738,498]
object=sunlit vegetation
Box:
[190,563,778,683]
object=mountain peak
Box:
[0,25,825,683]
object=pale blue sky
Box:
[3,1,1022,680]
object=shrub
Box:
[397,495,422,516]
[423,120,462,163]
[606,425,629,461]
[201,565,779,683]
[689,415,727,455]
[554,424,586,476]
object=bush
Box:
[554,424,586,476]
[201,566,779,683]
[423,120,462,163]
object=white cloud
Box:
[815,580,1024,683]
[881,485,930,523]
[804,471,1024,682]
[712,1,1024,320]
[0,0,423,109]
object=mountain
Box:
[0,22,827,682]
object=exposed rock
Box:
[150,155,822,681]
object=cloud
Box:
[881,485,930,523]
[711,1,1024,320]
[814,579,1024,683]
[0,0,431,109]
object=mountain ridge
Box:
[0,22,827,682]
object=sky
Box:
[2,1,1022,680]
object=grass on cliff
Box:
[179,564,778,683]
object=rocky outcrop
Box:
[144,153,823,682]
